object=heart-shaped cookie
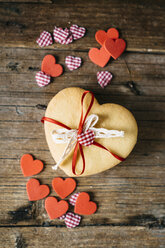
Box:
[41,55,63,77]
[88,46,111,67]
[95,28,119,46]
[52,177,76,199]
[26,179,50,201]
[21,154,44,177]
[43,87,138,177]
[74,192,97,215]
[45,196,69,219]
[104,38,126,59]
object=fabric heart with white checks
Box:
[53,27,69,43]
[70,24,86,40]
[64,212,81,228]
[65,56,82,71]
[97,71,113,88]
[35,71,51,87]
[77,129,95,146]
[69,192,80,206]
[36,31,53,47]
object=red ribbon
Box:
[41,91,125,175]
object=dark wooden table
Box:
[0,0,165,247]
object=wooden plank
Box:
[0,0,165,51]
[0,226,165,248]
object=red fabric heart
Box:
[70,24,86,40]
[41,55,63,77]
[52,177,76,199]
[64,212,81,228]
[20,154,44,177]
[26,179,50,201]
[77,130,95,146]
[45,196,69,219]
[88,46,111,67]
[74,192,97,215]
[104,38,126,59]
[95,28,119,46]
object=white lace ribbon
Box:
[51,114,124,170]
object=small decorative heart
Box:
[45,196,69,219]
[36,31,53,47]
[60,29,74,44]
[65,56,82,71]
[64,212,81,228]
[53,27,69,43]
[20,154,44,177]
[104,38,126,60]
[77,130,95,146]
[88,46,111,67]
[69,192,80,206]
[97,71,113,88]
[41,55,63,77]
[95,28,119,46]
[70,24,86,40]
[52,177,76,199]
[35,71,51,87]
[26,179,50,201]
[74,192,97,215]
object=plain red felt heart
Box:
[88,46,111,67]
[52,177,76,199]
[104,38,126,59]
[20,154,44,177]
[95,28,119,46]
[74,192,97,215]
[26,179,50,201]
[41,55,63,77]
[45,196,69,219]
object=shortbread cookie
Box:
[43,87,138,177]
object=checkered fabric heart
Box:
[70,24,86,40]
[58,214,66,220]
[64,212,81,228]
[36,31,53,47]
[97,71,113,88]
[53,27,69,43]
[69,193,80,206]
[65,56,82,71]
[77,130,95,146]
[35,71,51,87]
[60,31,74,44]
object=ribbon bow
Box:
[41,91,125,175]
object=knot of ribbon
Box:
[41,91,125,175]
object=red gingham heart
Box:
[36,31,53,47]
[97,71,113,88]
[70,24,86,40]
[60,30,74,44]
[53,27,69,43]
[69,192,80,206]
[65,56,82,71]
[64,212,81,228]
[35,71,51,87]
[77,130,95,146]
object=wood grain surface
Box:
[0,0,165,247]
